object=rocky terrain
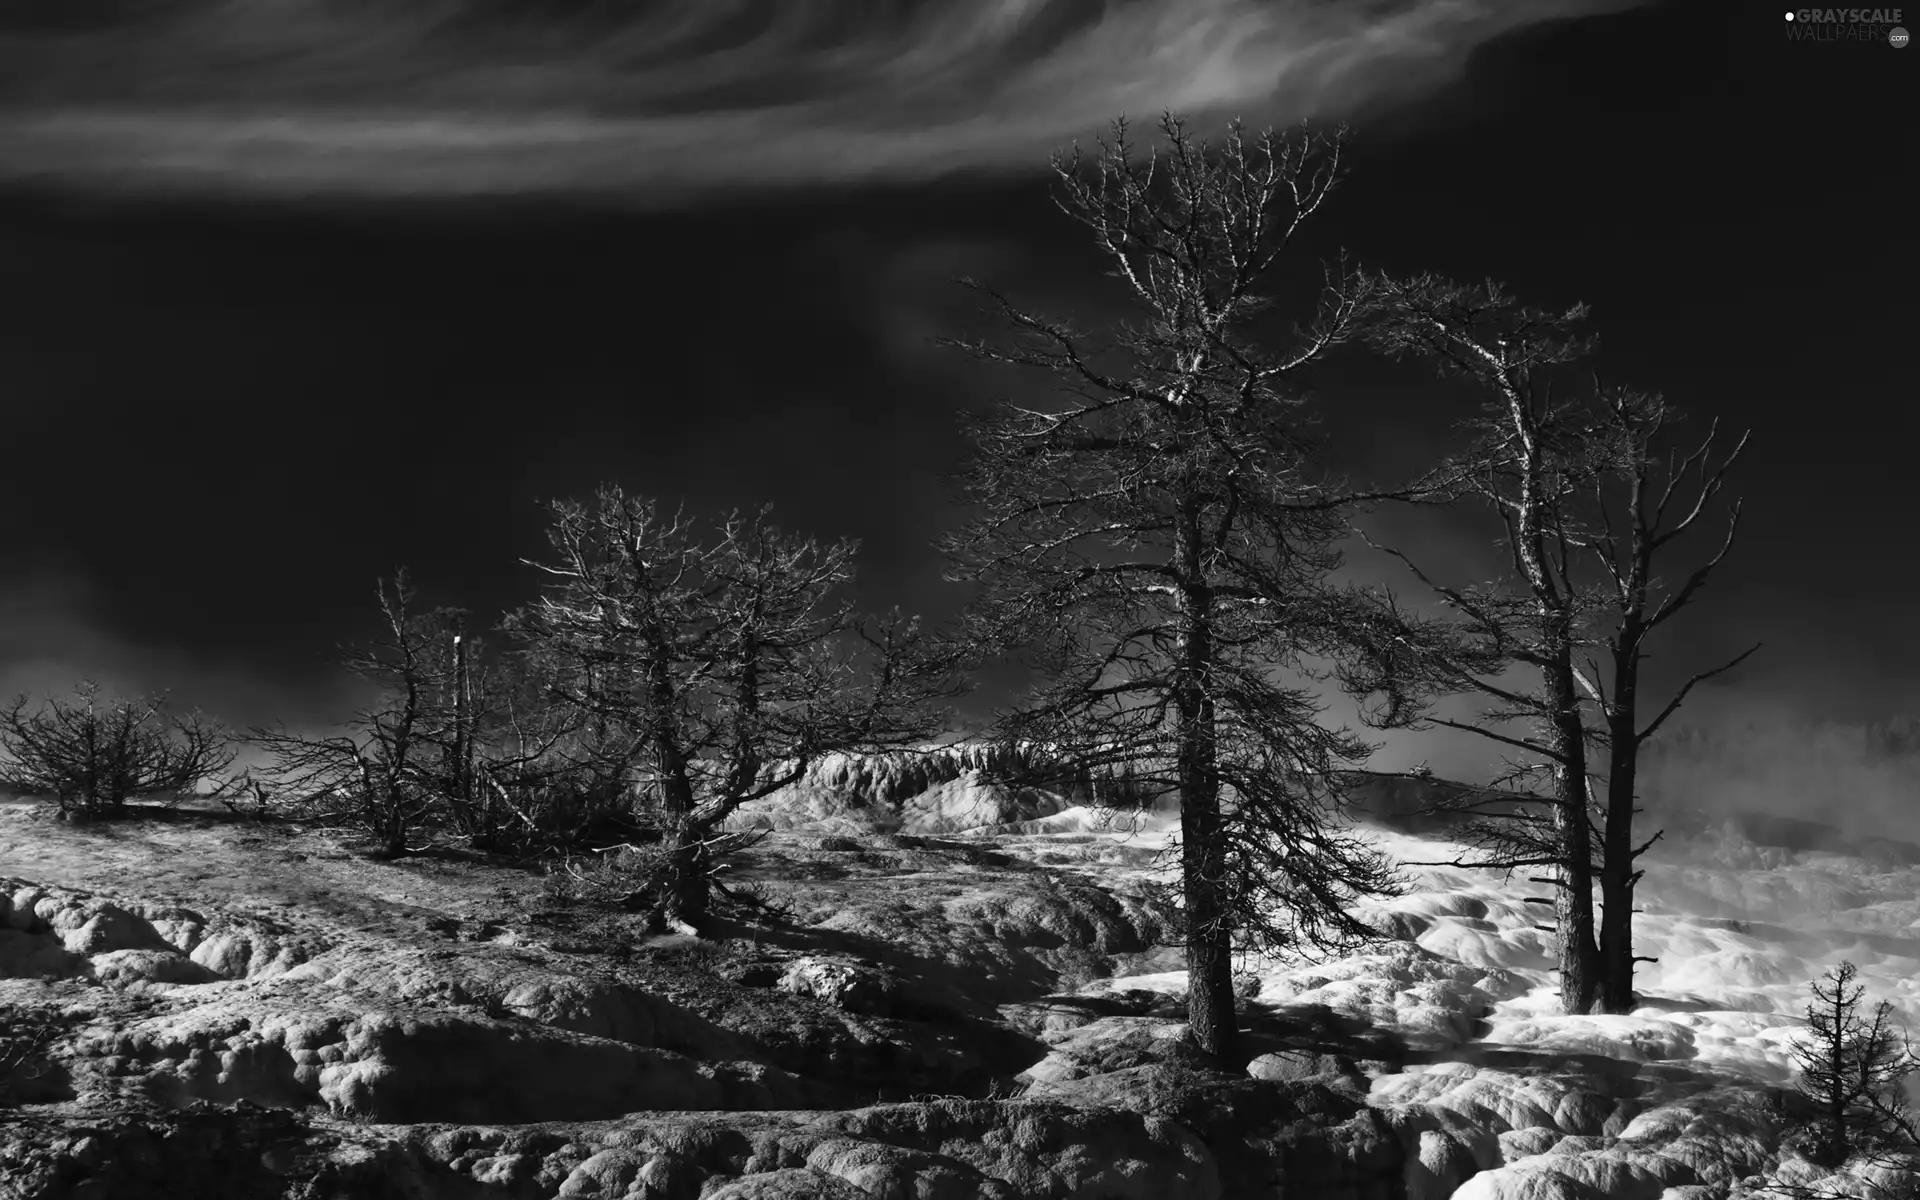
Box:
[2,751,1917,1199]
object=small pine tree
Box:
[1792,961,1920,1171]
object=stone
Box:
[7,888,48,931]
[88,948,219,987]
[1246,1050,1359,1085]
[779,957,895,1017]
[53,902,167,956]
[702,1168,870,1198]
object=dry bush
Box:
[542,842,674,909]
[0,682,237,817]
[540,830,792,930]
[0,1009,59,1106]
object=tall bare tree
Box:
[1358,274,1607,1014]
[1573,387,1754,1012]
[940,115,1400,1065]
[1354,281,1755,1016]
[513,488,953,934]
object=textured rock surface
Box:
[7,761,1910,1199]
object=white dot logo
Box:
[1892,26,1910,47]
[1785,10,1795,17]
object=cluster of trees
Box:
[1,495,956,935]
[1349,279,1754,1018]
[936,114,1757,1054]
[0,114,1767,1070]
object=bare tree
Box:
[939,115,1401,1065]
[410,618,632,854]
[1351,294,1757,1016]
[513,488,953,934]
[465,663,642,855]
[1789,962,1920,1177]
[251,571,462,857]
[1357,274,1608,1014]
[0,681,236,817]
[1572,387,1755,1013]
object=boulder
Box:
[51,901,169,956]
[1499,1127,1564,1162]
[7,887,48,931]
[1409,1127,1483,1200]
[557,1147,649,1196]
[88,948,219,987]
[189,929,305,980]
[780,957,896,1017]
[804,1138,1014,1199]
[703,1168,873,1198]
[1247,1050,1364,1087]
[1019,1015,1207,1084]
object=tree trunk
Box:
[1180,773,1237,1058]
[1174,500,1238,1065]
[656,821,710,937]
[383,798,408,859]
[453,632,482,842]
[1822,981,1851,1164]
[1180,753,1237,1064]
[1546,657,1601,1015]
[646,646,705,934]
[1597,705,1639,1013]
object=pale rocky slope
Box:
[1,760,1915,1199]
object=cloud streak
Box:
[0,0,1634,199]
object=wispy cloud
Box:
[0,0,1637,199]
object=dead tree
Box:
[1573,387,1755,1013]
[415,622,614,854]
[0,682,236,816]
[513,489,953,934]
[251,571,462,858]
[1355,288,1759,1016]
[475,655,651,854]
[1359,274,1607,1014]
[940,115,1401,1065]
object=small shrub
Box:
[0,1009,59,1105]
[544,842,674,909]
[541,836,794,931]
[0,682,237,817]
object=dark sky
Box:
[0,0,1911,781]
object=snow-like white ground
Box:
[737,752,1920,1193]
[986,802,1920,1099]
